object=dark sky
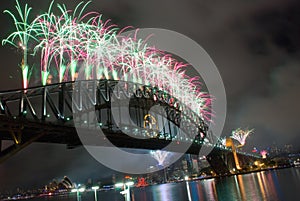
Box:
[0,0,300,191]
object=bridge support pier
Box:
[206,148,230,175]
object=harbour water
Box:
[14,167,300,201]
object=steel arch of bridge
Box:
[0,79,210,162]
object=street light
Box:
[92,186,99,201]
[71,186,85,201]
[78,187,85,192]
[115,183,124,188]
[115,182,134,201]
[125,181,134,186]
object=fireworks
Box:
[230,128,254,147]
[2,0,36,89]
[2,0,213,121]
[260,150,268,159]
[150,150,172,166]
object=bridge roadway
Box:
[0,114,207,156]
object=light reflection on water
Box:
[20,167,300,201]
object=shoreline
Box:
[1,166,297,201]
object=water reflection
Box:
[24,168,300,201]
[155,184,172,201]
[185,181,191,201]
[134,170,286,201]
[188,179,218,200]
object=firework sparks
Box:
[260,150,268,159]
[2,0,37,89]
[230,128,254,147]
[2,0,213,122]
[150,150,172,166]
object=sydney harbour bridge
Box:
[0,0,259,175]
[0,79,257,174]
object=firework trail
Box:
[2,0,37,89]
[2,0,213,122]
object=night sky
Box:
[0,0,300,191]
